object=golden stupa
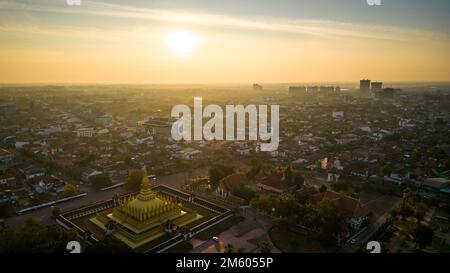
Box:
[111,173,183,230]
[90,172,202,249]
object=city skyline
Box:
[0,0,449,83]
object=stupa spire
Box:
[137,169,155,201]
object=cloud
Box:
[0,0,447,43]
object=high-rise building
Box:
[319,86,335,92]
[360,79,371,93]
[371,82,383,92]
[309,86,319,93]
[289,86,307,95]
[375,88,398,99]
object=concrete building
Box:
[332,111,344,119]
[0,148,13,171]
[360,79,371,93]
[371,82,383,92]
[77,128,95,138]
[289,86,307,95]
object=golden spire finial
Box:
[141,169,150,188]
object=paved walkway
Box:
[3,168,208,228]
[191,212,280,253]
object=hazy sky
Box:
[0,0,449,83]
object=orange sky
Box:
[0,1,449,83]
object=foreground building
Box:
[90,174,201,249]
[312,191,369,230]
[57,174,232,252]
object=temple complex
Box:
[90,173,202,249]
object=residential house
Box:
[312,191,369,229]
[412,177,450,195]
[34,175,65,194]
[81,169,103,183]
[215,173,248,198]
[0,148,13,171]
[20,166,46,181]
[76,128,95,138]
[0,174,16,189]
[383,173,409,186]
[256,171,297,195]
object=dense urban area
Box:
[0,81,449,253]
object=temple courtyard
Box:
[56,175,232,253]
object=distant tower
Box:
[360,79,371,93]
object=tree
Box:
[235,247,246,253]
[284,166,304,189]
[224,243,235,253]
[278,195,299,218]
[84,236,129,253]
[0,203,13,218]
[315,200,345,244]
[399,204,414,219]
[259,241,273,253]
[90,173,112,189]
[272,217,294,232]
[444,158,450,171]
[62,183,77,197]
[414,203,428,220]
[224,243,245,253]
[331,179,349,192]
[232,185,257,204]
[380,165,391,176]
[52,206,61,218]
[384,133,401,142]
[209,164,234,185]
[248,159,262,179]
[124,170,144,190]
[0,218,78,253]
[413,224,434,249]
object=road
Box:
[153,167,209,188]
[4,185,130,228]
[191,211,281,253]
[338,197,402,253]
[3,167,208,228]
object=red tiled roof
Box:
[218,173,248,192]
[255,183,284,193]
[258,172,296,191]
[0,174,15,180]
[312,191,368,219]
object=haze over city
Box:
[0,0,450,261]
[0,0,450,84]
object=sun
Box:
[166,30,197,58]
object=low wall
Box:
[17,193,87,214]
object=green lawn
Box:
[195,215,244,241]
